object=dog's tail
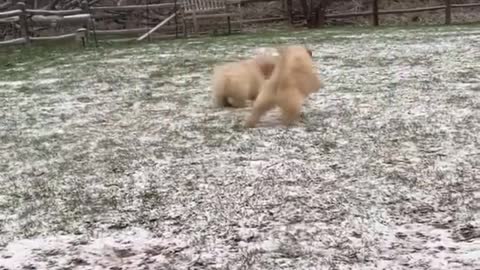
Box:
[212,67,232,107]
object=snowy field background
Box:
[0,25,479,269]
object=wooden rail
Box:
[0,37,26,46]
[451,2,480,8]
[0,16,19,23]
[95,27,151,35]
[26,8,84,16]
[31,14,91,25]
[90,3,177,11]
[239,16,285,24]
[378,5,446,15]
[326,11,372,19]
[0,9,22,19]
[30,29,86,42]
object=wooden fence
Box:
[292,0,480,26]
[1,0,480,47]
[0,0,273,46]
[0,1,184,46]
[0,2,91,46]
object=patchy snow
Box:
[0,81,24,87]
[0,25,479,269]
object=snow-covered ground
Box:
[0,25,479,269]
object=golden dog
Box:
[245,45,323,128]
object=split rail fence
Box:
[289,0,480,26]
[0,0,254,46]
[0,0,480,47]
[0,1,92,46]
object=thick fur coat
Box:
[211,54,277,108]
[245,45,323,128]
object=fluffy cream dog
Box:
[211,54,278,108]
[245,45,323,128]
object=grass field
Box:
[0,25,479,269]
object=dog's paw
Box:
[245,117,257,128]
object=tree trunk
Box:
[299,0,309,24]
[286,0,293,24]
[304,0,330,28]
[314,2,326,27]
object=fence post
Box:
[227,16,231,35]
[82,0,98,47]
[372,0,379,26]
[76,28,87,48]
[445,0,451,24]
[192,10,198,34]
[17,2,30,45]
[80,1,90,43]
[174,0,178,37]
[181,7,187,38]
